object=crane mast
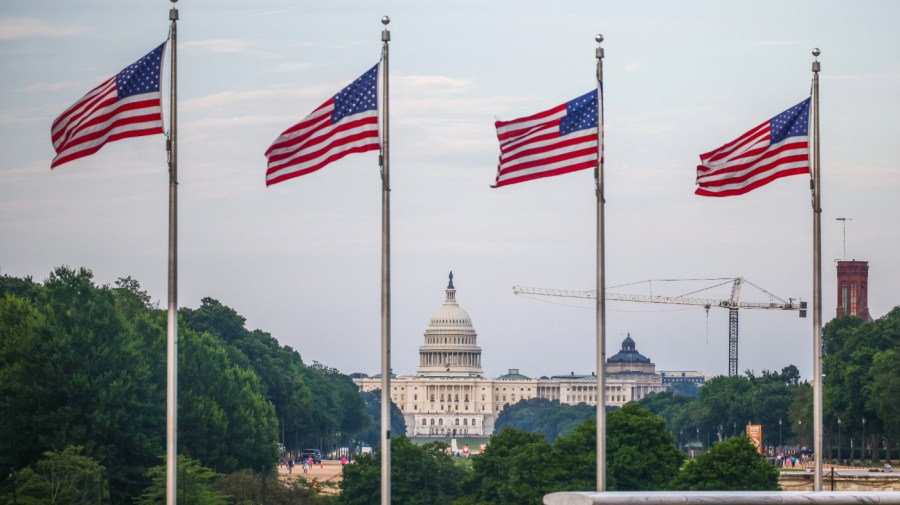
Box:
[512,277,806,376]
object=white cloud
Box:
[183,38,282,60]
[0,110,47,126]
[755,40,806,47]
[273,62,315,72]
[23,80,94,93]
[0,17,88,40]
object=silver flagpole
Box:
[810,47,823,492]
[166,1,179,504]
[594,33,607,493]
[379,15,392,505]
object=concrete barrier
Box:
[544,491,900,505]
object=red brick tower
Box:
[836,260,871,321]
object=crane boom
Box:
[512,277,806,376]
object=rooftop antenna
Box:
[836,217,852,260]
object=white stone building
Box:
[353,274,668,438]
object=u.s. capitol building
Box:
[352,273,671,438]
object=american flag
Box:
[51,43,165,169]
[265,64,380,186]
[492,89,600,188]
[695,98,810,197]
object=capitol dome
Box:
[417,272,483,377]
[428,294,473,329]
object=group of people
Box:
[776,452,809,468]
[283,455,315,475]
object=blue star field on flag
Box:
[116,44,164,99]
[770,98,809,144]
[332,64,378,123]
[560,89,598,136]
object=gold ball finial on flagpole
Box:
[812,47,820,57]
[382,16,390,25]
[595,34,604,44]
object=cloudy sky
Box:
[2,0,898,381]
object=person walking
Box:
[302,459,309,474]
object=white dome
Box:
[417,273,483,377]
[428,303,473,329]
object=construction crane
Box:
[512,277,807,376]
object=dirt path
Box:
[277,459,345,492]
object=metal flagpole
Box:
[165,1,179,503]
[810,47,823,492]
[594,33,607,493]
[379,15,392,505]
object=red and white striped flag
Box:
[492,89,599,188]
[695,98,810,197]
[51,43,165,169]
[265,65,380,186]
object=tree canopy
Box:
[341,437,465,505]
[493,397,595,443]
[824,307,900,459]
[670,436,779,491]
[0,267,375,503]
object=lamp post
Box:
[862,417,867,462]
[798,418,802,447]
[837,418,842,463]
[679,429,683,451]
[779,419,783,455]
[733,422,736,438]
[696,427,700,452]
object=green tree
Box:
[214,469,317,505]
[341,437,465,505]
[824,307,900,459]
[178,328,279,473]
[607,404,684,490]
[553,405,684,491]
[638,391,694,427]
[181,298,314,451]
[669,436,779,491]
[5,446,107,505]
[181,298,370,455]
[0,267,164,501]
[457,428,553,505]
[866,348,900,442]
[358,390,403,447]
[135,455,228,505]
[493,397,596,442]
